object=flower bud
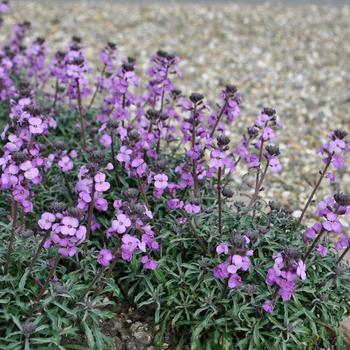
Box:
[66,207,84,218]
[217,135,230,147]
[22,320,36,337]
[222,187,234,198]
[334,129,347,140]
[334,192,350,206]
[262,107,276,116]
[49,202,66,213]
[189,92,204,104]
[265,145,280,157]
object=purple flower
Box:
[94,172,110,192]
[323,212,342,233]
[141,256,158,270]
[262,300,274,314]
[269,157,282,173]
[228,273,242,288]
[213,263,229,279]
[60,216,79,236]
[97,248,113,266]
[58,156,74,173]
[216,243,229,255]
[112,213,131,234]
[296,260,306,280]
[316,245,328,257]
[184,202,200,214]
[38,212,56,230]
[154,173,168,190]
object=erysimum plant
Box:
[0,3,350,349]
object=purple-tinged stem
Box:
[28,232,50,273]
[31,254,61,313]
[209,100,228,138]
[4,199,18,274]
[86,179,96,241]
[304,229,325,261]
[297,155,333,226]
[191,106,198,197]
[86,64,106,113]
[336,244,350,265]
[247,161,269,210]
[76,78,87,150]
[217,167,222,236]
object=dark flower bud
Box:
[146,109,160,120]
[22,320,36,337]
[48,201,66,213]
[156,50,175,61]
[89,151,105,165]
[171,88,181,98]
[334,129,347,140]
[232,234,246,247]
[320,293,328,301]
[334,192,350,206]
[154,159,167,171]
[12,151,27,163]
[71,36,82,44]
[225,84,237,95]
[22,229,34,238]
[66,207,84,218]
[38,230,48,237]
[107,42,116,50]
[35,37,45,45]
[284,246,302,260]
[72,57,84,66]
[217,135,230,146]
[269,201,281,211]
[247,126,258,138]
[52,140,66,151]
[122,62,134,72]
[262,107,276,116]
[245,230,259,242]
[159,112,169,121]
[286,323,294,333]
[189,92,204,104]
[107,120,119,129]
[245,284,256,296]
[123,188,139,199]
[191,198,201,206]
[127,56,136,64]
[222,187,234,198]
[55,50,66,60]
[130,203,145,216]
[52,282,68,294]
[86,162,99,175]
[265,144,280,157]
[128,130,140,142]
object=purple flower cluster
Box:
[213,235,253,289]
[105,191,159,270]
[236,107,282,173]
[304,193,350,256]
[0,93,56,212]
[38,206,86,257]
[265,247,306,310]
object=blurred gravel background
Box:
[3,0,350,344]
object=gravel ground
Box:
[3,0,350,345]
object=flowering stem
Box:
[304,229,325,261]
[217,167,222,236]
[78,266,106,303]
[86,64,106,113]
[336,244,350,265]
[86,179,95,241]
[76,78,87,150]
[191,106,198,197]
[297,155,333,226]
[31,254,61,311]
[255,140,265,190]
[181,210,207,254]
[4,199,18,275]
[209,100,227,138]
[28,232,50,273]
[110,130,117,170]
[247,161,269,210]
[51,77,59,110]
[62,172,74,200]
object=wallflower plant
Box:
[0,5,350,349]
